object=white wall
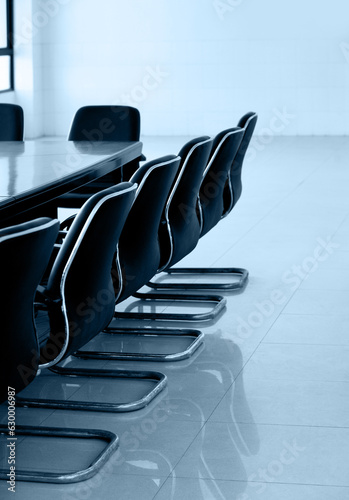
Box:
[2,0,349,137]
[0,0,44,138]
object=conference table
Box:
[0,139,143,227]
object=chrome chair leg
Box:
[147,267,249,291]
[16,367,167,412]
[115,292,227,322]
[74,327,205,362]
[0,425,118,483]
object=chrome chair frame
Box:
[0,426,118,484]
[113,146,226,322]
[75,327,204,362]
[0,218,120,483]
[147,117,257,293]
[15,185,167,412]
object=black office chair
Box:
[121,137,228,322]
[200,127,244,237]
[0,218,59,400]
[158,136,214,270]
[59,105,145,208]
[16,183,167,411]
[222,112,258,217]
[148,127,250,292]
[116,154,225,320]
[0,218,119,484]
[0,103,24,141]
[74,155,211,362]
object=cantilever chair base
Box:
[115,292,226,322]
[0,425,118,483]
[16,367,166,412]
[74,327,204,362]
[147,267,249,291]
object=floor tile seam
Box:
[279,312,349,316]
[117,165,349,320]
[0,405,56,427]
[159,419,212,479]
[104,471,171,478]
[208,159,330,267]
[139,416,215,424]
[22,370,90,405]
[163,475,349,488]
[152,470,178,499]
[261,341,349,347]
[243,206,349,346]
[203,346,259,423]
[231,304,288,380]
[300,286,349,292]
[331,210,349,234]
[207,421,349,430]
[230,160,349,241]
[235,376,349,384]
[30,409,57,427]
[223,277,347,388]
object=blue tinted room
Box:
[0,1,349,499]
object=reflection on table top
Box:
[0,140,141,156]
[0,140,142,200]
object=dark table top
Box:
[0,140,142,225]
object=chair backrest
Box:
[42,183,137,366]
[223,112,258,214]
[0,218,59,401]
[68,105,141,142]
[115,155,181,302]
[0,103,24,141]
[158,136,213,270]
[199,127,244,237]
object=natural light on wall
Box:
[0,0,6,48]
[0,56,10,91]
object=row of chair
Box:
[0,103,257,483]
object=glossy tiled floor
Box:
[1,136,349,499]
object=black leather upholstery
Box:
[199,127,244,237]
[68,105,141,142]
[59,106,143,208]
[223,112,258,215]
[40,183,137,364]
[68,105,144,179]
[158,136,213,269]
[0,103,24,141]
[145,115,257,296]
[114,156,181,302]
[0,218,59,401]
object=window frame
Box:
[0,0,14,93]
